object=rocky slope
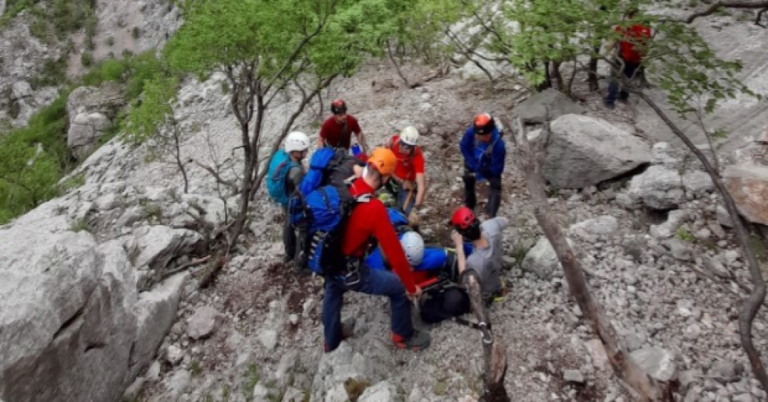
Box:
[2,4,768,402]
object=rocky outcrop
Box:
[535,114,651,189]
[66,83,126,159]
[0,179,194,402]
[618,164,714,210]
[514,88,586,124]
[723,164,768,226]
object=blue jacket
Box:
[460,126,506,181]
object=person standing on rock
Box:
[323,148,431,353]
[278,132,310,264]
[604,8,651,109]
[460,113,506,218]
[386,126,427,216]
[317,99,369,155]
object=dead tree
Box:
[504,116,675,401]
[627,90,768,392]
[461,271,509,401]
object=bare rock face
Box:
[723,163,768,226]
[535,114,651,189]
[514,88,586,124]
[66,83,125,159]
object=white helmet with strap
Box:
[399,126,420,147]
[400,231,425,266]
[285,131,310,153]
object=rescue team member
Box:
[281,132,310,263]
[604,8,651,109]
[450,206,508,302]
[317,99,369,153]
[387,126,427,215]
[322,148,431,352]
[460,113,506,218]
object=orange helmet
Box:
[368,147,397,176]
[473,113,495,135]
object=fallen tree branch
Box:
[629,90,768,393]
[160,255,212,281]
[461,271,509,401]
[504,115,674,401]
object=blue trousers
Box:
[322,265,413,351]
[606,58,640,105]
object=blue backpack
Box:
[289,148,365,274]
[266,150,299,207]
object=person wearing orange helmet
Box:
[317,99,369,153]
[322,147,431,353]
[460,113,506,218]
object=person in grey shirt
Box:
[282,132,310,264]
[450,206,508,301]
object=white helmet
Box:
[400,126,420,147]
[400,231,425,266]
[285,131,310,153]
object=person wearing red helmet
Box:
[460,113,506,218]
[317,99,369,152]
[449,206,508,302]
[322,147,431,353]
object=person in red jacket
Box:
[604,8,651,109]
[322,148,431,352]
[387,126,427,215]
[317,99,369,152]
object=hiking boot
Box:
[393,329,431,351]
[603,99,615,110]
[341,317,356,340]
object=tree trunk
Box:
[462,272,509,401]
[550,61,563,92]
[505,116,674,401]
[633,90,768,392]
[588,55,600,92]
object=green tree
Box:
[165,0,396,245]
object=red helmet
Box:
[473,113,495,135]
[331,99,347,115]
[451,206,482,240]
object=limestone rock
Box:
[132,226,204,271]
[539,114,651,189]
[622,165,714,209]
[631,347,677,382]
[258,329,278,351]
[310,343,367,402]
[131,272,188,376]
[522,236,575,279]
[186,306,220,340]
[563,370,585,384]
[514,89,586,123]
[568,215,619,243]
[650,210,688,239]
[723,164,768,226]
[0,217,137,402]
[358,381,398,402]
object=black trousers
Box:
[462,168,502,218]
[282,207,297,261]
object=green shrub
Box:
[132,26,141,39]
[80,52,94,67]
[106,36,115,46]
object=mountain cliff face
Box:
[1,2,768,402]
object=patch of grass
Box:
[222,384,231,402]
[344,378,370,402]
[81,52,94,68]
[190,359,202,377]
[30,57,69,89]
[106,36,115,47]
[242,363,260,400]
[510,242,529,266]
[676,227,695,243]
[60,172,86,192]
[141,201,163,222]
[432,380,448,396]
[70,218,92,233]
[750,234,768,263]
